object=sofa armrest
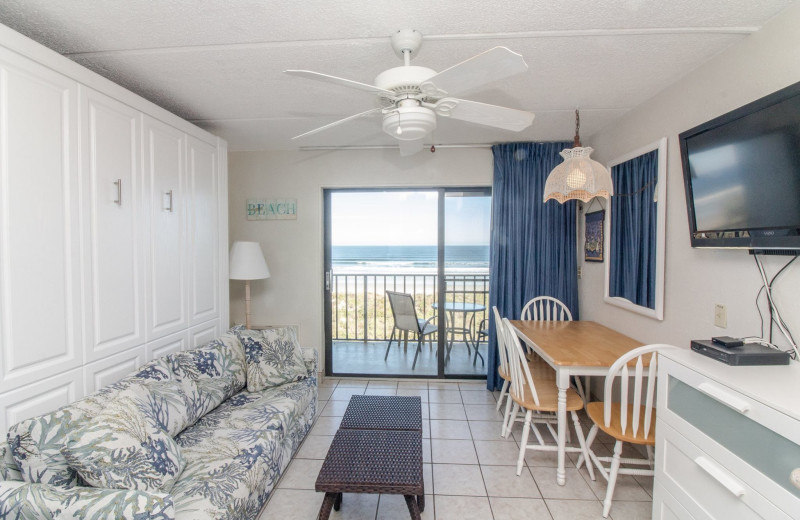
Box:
[0,480,175,519]
[301,347,318,378]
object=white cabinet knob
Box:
[791,468,800,491]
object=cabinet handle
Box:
[164,190,173,212]
[697,381,750,414]
[791,468,800,491]
[114,179,122,205]
[694,456,746,498]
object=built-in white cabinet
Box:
[81,87,146,360]
[0,47,83,394]
[0,24,228,433]
[146,330,189,361]
[189,320,221,349]
[143,116,189,341]
[188,137,220,326]
[654,349,800,519]
[83,347,145,395]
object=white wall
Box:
[580,2,800,353]
[227,148,492,357]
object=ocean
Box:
[332,245,489,274]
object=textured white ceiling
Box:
[0,0,793,151]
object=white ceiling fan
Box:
[285,29,535,156]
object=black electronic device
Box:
[711,336,744,348]
[691,340,790,366]
[679,80,800,251]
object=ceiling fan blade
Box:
[398,138,425,157]
[419,47,528,97]
[433,98,534,132]
[284,70,395,97]
[292,108,383,140]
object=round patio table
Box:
[431,302,486,366]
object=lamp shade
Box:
[229,241,270,280]
[543,147,614,203]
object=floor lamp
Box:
[229,241,270,329]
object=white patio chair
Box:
[385,291,437,370]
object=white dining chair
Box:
[502,318,595,479]
[578,344,676,518]
[492,306,512,415]
[495,309,557,439]
[520,296,588,403]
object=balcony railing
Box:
[331,273,490,342]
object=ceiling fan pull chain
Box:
[396,110,403,136]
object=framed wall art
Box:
[584,210,605,262]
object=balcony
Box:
[330,272,489,377]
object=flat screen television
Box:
[679,80,800,250]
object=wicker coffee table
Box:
[340,395,423,431]
[315,395,425,519]
[315,428,424,519]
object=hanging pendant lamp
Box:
[543,109,613,203]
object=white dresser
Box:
[653,348,800,519]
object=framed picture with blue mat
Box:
[585,210,605,262]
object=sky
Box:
[331,191,491,246]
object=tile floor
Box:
[259,379,653,520]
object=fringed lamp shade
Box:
[543,146,613,203]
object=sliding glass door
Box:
[323,187,490,379]
[443,191,491,377]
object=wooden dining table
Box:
[509,320,644,486]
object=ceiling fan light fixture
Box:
[383,105,436,141]
[543,109,613,203]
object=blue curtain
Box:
[486,142,578,390]
[609,149,658,308]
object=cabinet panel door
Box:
[143,116,187,340]
[187,137,219,325]
[0,49,82,392]
[0,368,84,434]
[83,348,144,394]
[81,87,145,360]
[189,320,219,348]
[146,329,188,361]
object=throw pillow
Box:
[234,327,308,392]
[61,386,185,493]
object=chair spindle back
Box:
[520,296,572,321]
[502,318,541,407]
[602,344,674,440]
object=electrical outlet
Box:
[714,304,727,328]
[577,266,583,279]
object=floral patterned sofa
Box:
[0,327,318,519]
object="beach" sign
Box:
[246,198,297,220]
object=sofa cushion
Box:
[186,377,316,437]
[0,480,174,519]
[0,443,21,482]
[234,327,307,392]
[133,357,174,383]
[171,427,282,518]
[168,333,246,417]
[7,373,150,487]
[61,386,185,493]
[143,379,200,437]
